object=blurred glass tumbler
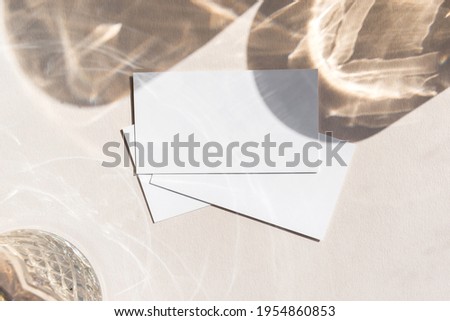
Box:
[0,230,102,301]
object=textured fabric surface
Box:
[0,1,449,299]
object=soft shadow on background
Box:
[247,0,450,141]
[3,0,255,106]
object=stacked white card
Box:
[123,69,354,240]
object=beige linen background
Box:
[0,1,449,300]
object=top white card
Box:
[133,70,325,174]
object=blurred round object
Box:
[248,0,450,141]
[3,0,255,106]
[0,229,101,301]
